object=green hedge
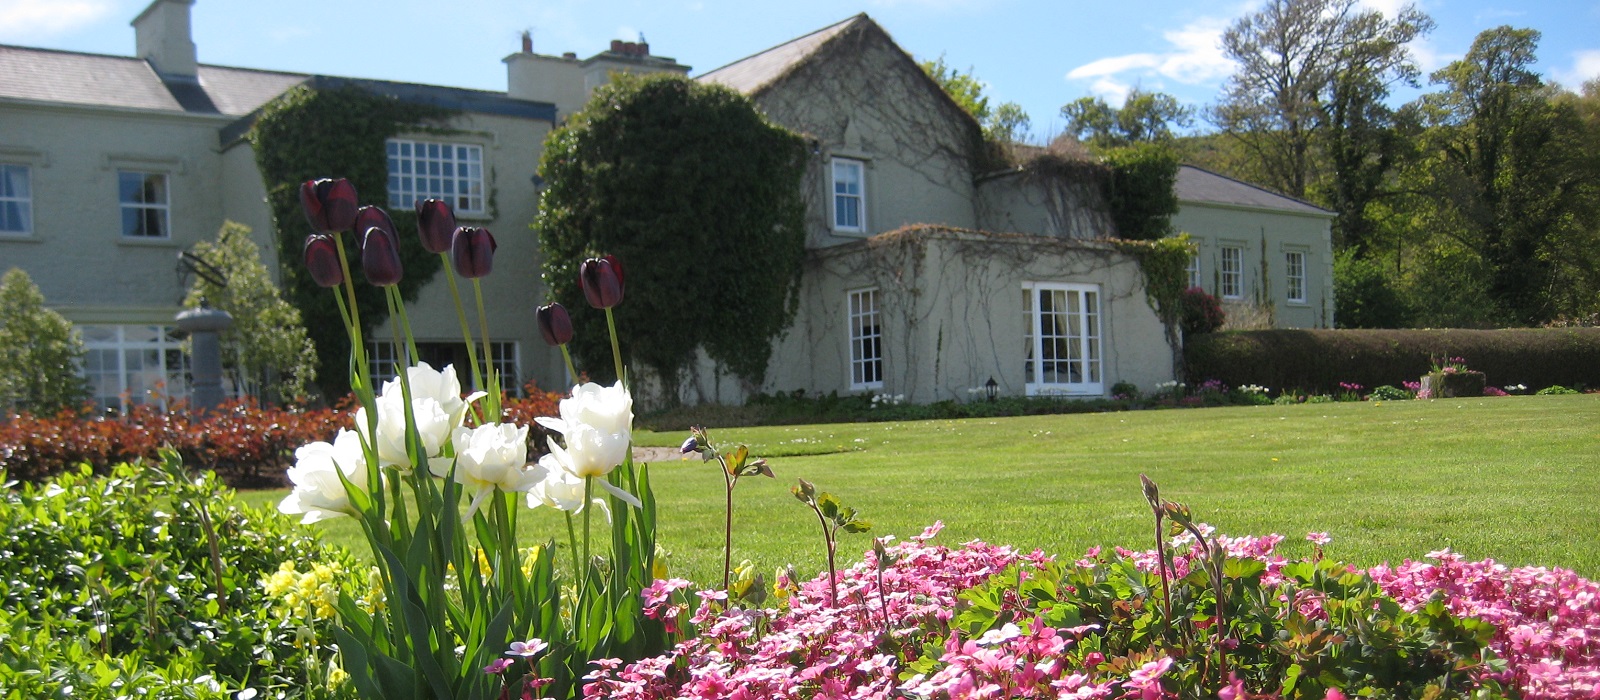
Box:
[1184,328,1600,394]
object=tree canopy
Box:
[0,268,88,415]
[536,73,808,401]
[1061,89,1194,152]
[920,56,1032,144]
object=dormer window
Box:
[831,158,865,233]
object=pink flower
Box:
[1306,532,1331,546]
[483,658,512,674]
[507,638,548,657]
[1325,688,1348,700]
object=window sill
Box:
[118,236,178,248]
[1284,300,1310,307]
[1025,385,1104,397]
[0,233,40,243]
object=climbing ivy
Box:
[1101,143,1180,241]
[249,85,453,397]
[1113,233,1195,327]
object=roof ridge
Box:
[695,13,866,79]
[0,42,310,78]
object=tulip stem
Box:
[471,278,499,412]
[331,235,370,390]
[581,476,593,578]
[565,512,582,580]
[604,308,624,388]
[559,345,578,387]
[441,253,485,409]
[388,287,420,372]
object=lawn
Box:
[239,394,1599,586]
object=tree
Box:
[536,73,808,401]
[1212,0,1430,206]
[183,222,318,402]
[0,268,88,414]
[920,55,1032,144]
[1410,26,1600,324]
[1060,88,1194,151]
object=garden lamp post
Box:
[985,376,998,402]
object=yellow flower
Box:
[521,545,545,577]
[328,666,350,687]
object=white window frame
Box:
[847,287,883,390]
[386,139,486,216]
[1023,283,1103,396]
[0,163,31,236]
[80,324,189,413]
[831,158,866,233]
[1185,252,1201,289]
[1285,251,1307,304]
[489,341,521,397]
[1219,245,1243,300]
[118,170,169,238]
[367,340,402,386]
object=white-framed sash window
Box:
[831,158,865,233]
[848,287,882,389]
[1023,283,1102,396]
[386,139,486,215]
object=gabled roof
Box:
[696,15,865,95]
[1176,165,1334,218]
[0,44,306,116]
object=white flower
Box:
[279,429,369,524]
[532,438,641,511]
[446,423,543,520]
[354,362,484,471]
[535,381,632,478]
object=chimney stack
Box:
[132,0,198,78]
[521,30,532,54]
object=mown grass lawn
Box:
[239,394,1599,585]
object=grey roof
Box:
[0,44,306,116]
[0,45,555,126]
[697,14,864,94]
[1176,165,1334,217]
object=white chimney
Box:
[132,0,198,78]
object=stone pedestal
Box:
[175,306,233,412]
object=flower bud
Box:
[580,255,625,309]
[679,436,698,454]
[414,199,457,254]
[353,205,396,244]
[536,303,573,346]
[299,178,358,234]
[303,234,343,288]
[451,226,497,279]
[361,226,403,287]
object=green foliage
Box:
[1332,249,1411,328]
[1184,327,1600,394]
[919,55,1032,145]
[1179,286,1226,336]
[537,73,808,395]
[1368,384,1412,400]
[0,267,88,415]
[0,453,354,697]
[184,222,319,402]
[1101,144,1180,241]
[1113,234,1193,326]
[1536,385,1579,395]
[249,85,451,397]
[1060,88,1194,151]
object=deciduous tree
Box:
[0,268,88,414]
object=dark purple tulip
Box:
[303,234,343,288]
[299,178,358,234]
[536,303,573,346]
[451,226,497,279]
[361,226,403,287]
[353,205,396,245]
[415,199,456,254]
[579,255,624,309]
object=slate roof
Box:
[1175,165,1334,217]
[697,14,864,94]
[0,44,306,116]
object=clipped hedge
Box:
[1184,328,1600,395]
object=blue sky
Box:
[3,0,1596,142]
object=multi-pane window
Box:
[489,341,520,397]
[119,171,169,238]
[1285,251,1306,303]
[1185,252,1200,289]
[368,340,520,396]
[1219,245,1243,299]
[848,288,882,389]
[832,158,865,232]
[1023,284,1102,396]
[0,164,31,234]
[368,341,402,386]
[81,325,189,413]
[386,140,485,215]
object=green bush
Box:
[1537,385,1580,395]
[0,452,356,697]
[1185,328,1600,395]
[1368,384,1412,401]
[1333,251,1411,328]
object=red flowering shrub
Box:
[1180,286,1225,336]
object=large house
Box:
[1,1,1332,410]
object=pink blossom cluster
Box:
[1367,549,1600,699]
[584,526,1600,699]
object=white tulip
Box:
[449,423,544,520]
[535,381,632,478]
[279,429,370,524]
[354,362,485,471]
[531,437,641,511]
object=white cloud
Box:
[1554,49,1600,89]
[1063,16,1234,103]
[869,0,994,9]
[1355,0,1405,20]
[0,0,114,41]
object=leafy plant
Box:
[0,267,89,415]
[791,478,871,606]
[682,426,773,592]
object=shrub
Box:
[0,268,89,415]
[0,453,354,696]
[1185,328,1600,396]
[1179,286,1225,336]
[1537,385,1579,395]
[1368,384,1412,401]
[1333,250,1411,328]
